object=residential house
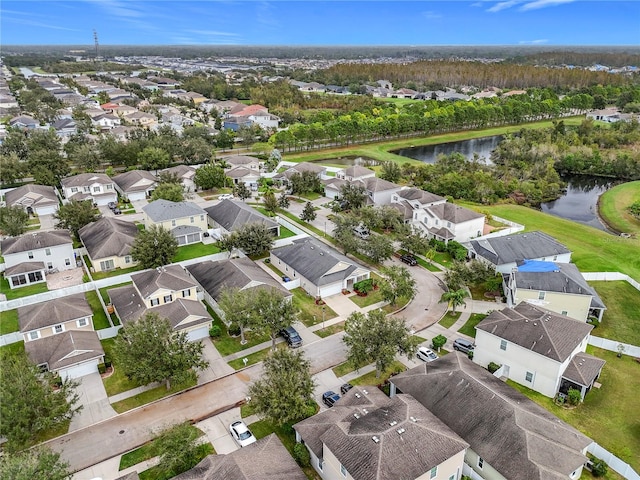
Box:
[224,155,262,171]
[112,169,157,201]
[142,199,208,245]
[1,230,75,289]
[389,187,446,224]
[469,231,572,274]
[105,125,137,141]
[4,184,59,216]
[393,88,418,99]
[359,177,403,206]
[473,303,604,401]
[294,386,469,480]
[186,257,291,319]
[148,76,181,89]
[124,111,157,127]
[108,264,212,341]
[9,115,40,129]
[503,260,606,322]
[111,104,138,117]
[173,434,306,480]
[205,199,280,237]
[52,118,77,138]
[225,104,280,130]
[79,217,139,273]
[161,165,197,192]
[61,173,117,206]
[19,294,104,379]
[0,93,19,109]
[270,238,370,298]
[225,166,261,190]
[91,113,121,130]
[276,162,327,186]
[586,108,638,123]
[390,352,592,480]
[335,165,376,182]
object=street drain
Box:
[119,430,125,434]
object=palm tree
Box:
[440,288,469,314]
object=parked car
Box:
[322,391,341,408]
[113,208,121,215]
[416,346,438,362]
[282,275,291,282]
[353,224,370,239]
[400,254,418,266]
[453,338,475,354]
[280,325,303,348]
[229,420,257,447]
[218,194,234,200]
[107,201,117,210]
[340,383,353,394]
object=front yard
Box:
[457,313,487,338]
[589,281,640,346]
[205,302,271,357]
[291,287,338,327]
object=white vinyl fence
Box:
[581,272,640,292]
[587,442,640,480]
[588,336,640,357]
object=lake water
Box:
[393,135,504,165]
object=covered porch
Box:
[4,261,46,289]
[559,352,606,401]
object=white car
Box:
[416,346,438,362]
[218,193,234,200]
[229,420,257,447]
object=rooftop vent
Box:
[353,413,360,419]
[372,436,380,443]
[362,408,368,415]
[354,393,361,398]
[389,421,397,426]
[397,428,406,435]
[362,389,369,395]
[410,416,417,422]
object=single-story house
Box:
[61,173,117,206]
[4,184,60,216]
[205,199,280,238]
[270,238,370,298]
[294,386,469,480]
[142,199,208,245]
[161,165,197,192]
[79,217,139,273]
[225,166,261,189]
[112,169,157,201]
[390,352,592,480]
[9,115,39,129]
[473,302,604,401]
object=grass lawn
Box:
[332,359,369,378]
[315,321,345,338]
[101,338,141,396]
[99,282,130,326]
[111,373,197,414]
[291,287,338,327]
[278,225,297,239]
[298,191,322,201]
[90,265,142,280]
[417,256,443,272]
[0,276,48,300]
[0,309,19,335]
[438,311,461,329]
[85,291,111,330]
[589,281,640,345]
[349,289,385,308]
[431,251,454,267]
[228,345,281,370]
[457,313,487,338]
[348,360,407,386]
[278,210,330,240]
[598,180,640,235]
[264,260,285,277]
[0,340,25,357]
[138,443,215,480]
[205,302,271,357]
[172,243,221,262]
[508,346,639,471]
[381,295,410,314]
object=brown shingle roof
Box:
[131,264,196,299]
[79,217,138,260]
[25,330,104,371]
[562,353,606,387]
[18,294,93,332]
[1,230,72,255]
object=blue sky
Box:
[1,1,639,46]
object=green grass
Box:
[0,309,20,335]
[99,282,131,326]
[90,264,142,280]
[228,345,280,370]
[138,443,215,480]
[508,346,639,471]
[85,291,111,330]
[278,225,297,239]
[598,180,640,235]
[589,281,640,345]
[172,243,221,262]
[315,321,345,338]
[438,311,461,329]
[298,191,322,201]
[349,289,385,308]
[0,340,25,357]
[264,260,285,277]
[457,313,487,338]
[381,295,410,314]
[110,372,197,413]
[416,256,443,272]
[205,302,271,357]
[101,338,141,396]
[348,360,407,386]
[431,251,454,267]
[291,287,338,327]
[0,275,49,300]
[279,210,330,240]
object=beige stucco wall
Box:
[515,291,591,322]
[465,449,507,480]
[91,254,136,273]
[145,212,208,232]
[24,315,94,342]
[144,285,198,308]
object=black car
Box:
[113,208,122,215]
[322,391,341,408]
[107,201,117,210]
[340,383,353,395]
[280,326,303,348]
[400,254,418,266]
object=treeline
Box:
[40,61,144,74]
[505,51,640,68]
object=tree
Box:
[247,348,316,425]
[234,182,252,201]
[343,309,420,378]
[0,206,29,237]
[440,288,469,313]
[0,353,81,452]
[150,182,184,202]
[379,265,417,307]
[332,214,362,256]
[253,287,297,350]
[154,422,203,478]
[54,199,99,240]
[262,191,278,215]
[215,129,236,150]
[112,312,209,390]
[234,223,275,257]
[380,161,402,183]
[0,447,71,480]
[300,201,317,222]
[363,234,394,264]
[216,231,239,258]
[400,227,431,256]
[431,334,447,351]
[0,152,26,184]
[138,146,170,173]
[193,162,227,190]
[339,183,367,210]
[218,287,256,345]
[130,224,178,269]
[278,191,290,209]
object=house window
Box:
[190,216,195,223]
[500,339,507,351]
[478,457,484,469]
[37,363,49,373]
[200,214,204,221]
[77,318,88,327]
[182,289,191,298]
[83,186,90,193]
[106,184,113,190]
[12,275,27,287]
[430,466,438,479]
[447,221,451,228]
[163,294,173,303]
[71,187,78,193]
[538,291,546,300]
[65,258,71,266]
[171,220,176,227]
[47,262,53,270]
[561,311,568,316]
[100,259,115,271]
[525,371,534,382]
[150,298,160,306]
[340,464,347,477]
[28,271,43,283]
[53,324,64,334]
[29,331,40,341]
[28,251,34,259]
[93,186,100,193]
[45,248,51,256]
[125,256,131,264]
[449,475,455,480]
[318,458,324,472]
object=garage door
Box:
[36,206,58,216]
[186,326,210,342]
[127,191,146,202]
[320,282,343,298]
[59,360,99,380]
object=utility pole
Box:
[93,29,99,60]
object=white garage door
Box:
[320,282,343,298]
[186,326,210,342]
[59,360,99,380]
[126,191,147,202]
[36,206,58,216]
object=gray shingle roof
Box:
[476,303,593,362]
[18,293,93,332]
[5,184,58,208]
[341,165,375,178]
[2,230,72,255]
[4,261,45,276]
[562,352,606,387]
[131,264,196,299]
[108,285,146,324]
[470,231,571,266]
[161,165,195,180]
[61,173,112,188]
[359,177,401,193]
[271,238,361,286]
[112,169,157,192]
[391,353,591,480]
[224,154,261,167]
[79,217,138,260]
[143,199,206,222]
[205,200,278,233]
[25,330,104,371]
[426,203,483,223]
[397,187,444,204]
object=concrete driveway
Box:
[195,408,241,454]
[197,337,235,385]
[69,372,117,432]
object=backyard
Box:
[589,281,640,345]
[172,242,221,263]
[85,290,111,330]
[598,180,640,236]
[0,308,19,335]
[0,276,48,300]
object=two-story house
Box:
[142,199,208,245]
[108,264,212,341]
[294,386,469,480]
[19,294,104,379]
[324,166,377,200]
[112,169,157,201]
[4,184,60,216]
[61,173,117,206]
[503,260,606,322]
[473,303,604,401]
[223,155,262,172]
[79,217,139,273]
[205,199,280,238]
[1,230,75,289]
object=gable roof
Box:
[4,184,58,208]
[476,303,593,362]
[340,165,375,178]
[205,200,278,233]
[161,165,196,180]
[359,176,401,193]
[396,187,444,204]
[225,166,258,179]
[562,352,606,387]
[25,330,104,371]
[470,231,571,266]
[18,293,93,332]
[294,387,468,480]
[131,264,196,299]
[79,217,139,260]
[173,434,306,480]
[112,169,157,193]
[223,155,261,167]
[143,199,206,223]
[61,173,112,188]
[2,230,72,255]
[391,353,591,480]
[426,203,484,223]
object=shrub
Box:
[354,278,374,294]
[228,322,241,337]
[429,238,447,252]
[587,317,599,328]
[567,387,582,405]
[590,457,608,477]
[209,325,222,338]
[104,355,112,368]
[487,362,501,374]
[98,363,106,374]
[293,443,311,467]
[467,351,474,360]
[431,334,447,350]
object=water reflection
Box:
[393,136,503,165]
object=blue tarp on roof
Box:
[517,260,559,272]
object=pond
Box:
[393,135,503,165]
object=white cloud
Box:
[3,16,81,31]
[520,0,575,11]
[519,38,549,44]
[188,29,240,37]
[422,11,443,19]
[487,1,522,13]
[486,0,576,12]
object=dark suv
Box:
[400,254,418,266]
[280,326,303,348]
[453,338,475,354]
